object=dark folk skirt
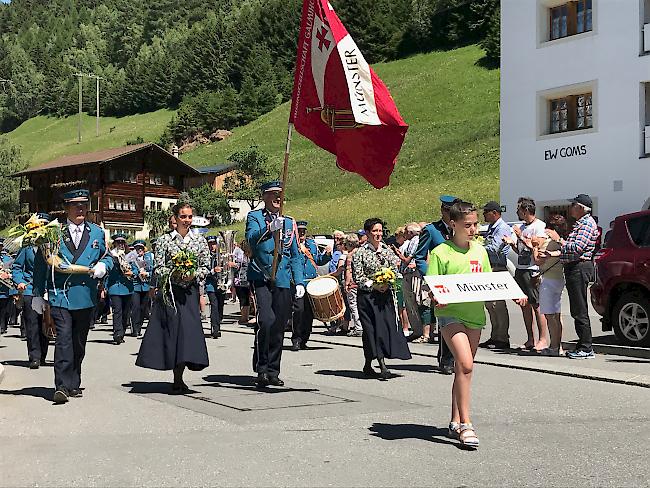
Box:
[357,289,412,361]
[136,284,209,371]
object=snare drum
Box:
[306,276,346,323]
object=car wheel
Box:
[611,292,650,347]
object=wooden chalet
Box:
[14,143,201,239]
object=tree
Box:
[480,3,500,66]
[188,184,233,226]
[223,147,273,210]
[0,138,27,228]
[144,208,172,238]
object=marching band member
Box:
[106,233,135,345]
[246,181,304,387]
[12,213,50,369]
[130,240,153,337]
[414,195,460,375]
[291,220,331,351]
[34,189,113,404]
[205,235,227,339]
[136,201,210,393]
[0,238,14,335]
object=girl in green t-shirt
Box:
[426,202,489,449]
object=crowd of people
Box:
[0,182,601,450]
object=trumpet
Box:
[111,249,134,280]
[0,259,14,289]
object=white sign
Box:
[192,216,211,227]
[424,272,526,305]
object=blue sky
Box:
[0,1,9,4]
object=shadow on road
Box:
[314,369,375,380]
[369,423,462,449]
[281,345,333,351]
[200,374,319,394]
[0,386,52,402]
[122,381,199,395]
[87,339,120,345]
[607,358,650,364]
[2,360,53,368]
[388,363,444,374]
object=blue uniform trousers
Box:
[111,295,132,340]
[207,290,225,336]
[251,282,292,377]
[51,306,93,392]
[23,296,49,362]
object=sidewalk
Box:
[221,302,650,388]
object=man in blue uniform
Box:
[12,213,50,369]
[414,195,460,375]
[130,240,153,338]
[0,238,15,335]
[246,181,304,387]
[205,235,227,339]
[291,220,330,351]
[106,233,135,344]
[34,189,114,404]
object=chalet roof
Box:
[196,163,237,175]
[14,143,201,176]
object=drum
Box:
[306,276,346,322]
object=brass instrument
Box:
[0,257,14,289]
[215,230,237,292]
[42,303,55,340]
[307,106,363,131]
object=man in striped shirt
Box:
[545,194,599,359]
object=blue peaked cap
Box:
[206,235,218,243]
[440,195,460,207]
[63,189,90,203]
[296,221,308,228]
[260,180,283,193]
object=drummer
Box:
[291,221,331,351]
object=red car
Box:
[591,210,650,347]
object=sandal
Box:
[448,421,460,440]
[459,423,479,449]
[413,336,430,344]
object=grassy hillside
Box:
[183,45,500,233]
[5,109,174,166]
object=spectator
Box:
[329,231,345,274]
[546,194,599,359]
[534,215,569,357]
[480,201,513,349]
[234,239,253,326]
[344,233,362,337]
[504,198,548,351]
[357,230,368,246]
[603,219,615,247]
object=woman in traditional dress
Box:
[136,201,210,393]
[352,218,411,379]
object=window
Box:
[627,216,650,247]
[154,175,162,185]
[108,198,115,210]
[550,92,592,133]
[115,199,123,211]
[169,175,175,186]
[91,196,100,212]
[156,201,162,211]
[129,199,136,211]
[550,0,592,41]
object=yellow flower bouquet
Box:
[371,267,397,291]
[161,249,198,308]
[7,214,61,249]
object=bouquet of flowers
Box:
[7,214,61,250]
[368,267,397,291]
[474,235,485,246]
[161,249,198,308]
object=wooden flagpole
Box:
[271,122,294,282]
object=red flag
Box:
[290,0,408,189]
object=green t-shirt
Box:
[426,240,492,329]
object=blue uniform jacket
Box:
[107,256,136,296]
[132,252,154,293]
[0,253,17,298]
[246,210,304,289]
[35,222,114,310]
[414,221,447,275]
[300,238,331,281]
[12,247,47,297]
[205,251,220,294]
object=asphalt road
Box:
[1,308,649,488]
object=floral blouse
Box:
[154,230,210,287]
[352,242,400,292]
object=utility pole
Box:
[73,72,104,142]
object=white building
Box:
[500,0,650,228]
